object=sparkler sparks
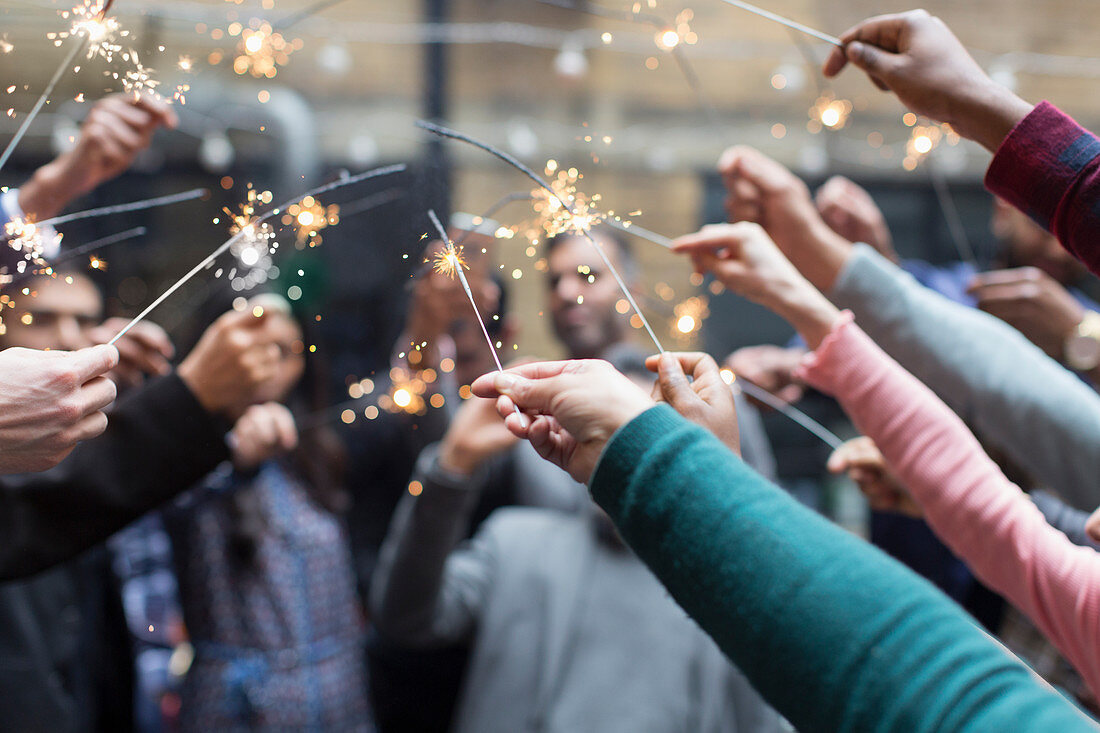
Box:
[417,120,665,353]
[108,164,406,345]
[282,196,339,247]
[233,21,299,78]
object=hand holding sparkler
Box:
[177,307,285,421]
[472,360,656,484]
[0,344,119,474]
[673,222,840,351]
[814,176,897,263]
[822,10,1034,153]
[18,94,178,221]
[646,352,741,456]
[86,318,173,391]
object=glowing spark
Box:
[224,186,277,292]
[88,255,106,270]
[108,164,406,345]
[431,243,467,279]
[809,94,852,131]
[178,55,194,71]
[233,21,298,78]
[656,29,681,50]
[282,195,339,247]
[417,120,665,353]
[672,296,709,338]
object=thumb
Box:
[493,372,555,415]
[71,344,121,383]
[846,41,901,80]
[657,353,695,412]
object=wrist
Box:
[438,441,480,477]
[784,222,851,294]
[950,81,1034,153]
[18,156,92,221]
[177,362,224,417]
[776,288,842,350]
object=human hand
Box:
[827,436,922,518]
[673,222,841,349]
[822,10,1033,152]
[86,318,174,392]
[0,344,119,474]
[815,176,897,261]
[177,308,286,421]
[967,268,1085,360]
[19,94,179,220]
[717,146,852,291]
[645,352,740,455]
[471,360,655,484]
[725,345,807,405]
[437,394,520,477]
[228,402,298,471]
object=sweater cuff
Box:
[793,310,859,396]
[984,101,1099,230]
[590,404,685,516]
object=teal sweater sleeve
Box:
[590,405,1096,733]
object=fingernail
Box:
[516,413,529,429]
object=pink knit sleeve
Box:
[796,312,1100,698]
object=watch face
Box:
[1067,334,1100,371]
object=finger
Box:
[129,92,179,129]
[80,376,117,415]
[503,409,532,437]
[272,406,299,451]
[672,229,732,254]
[472,361,573,397]
[655,353,698,413]
[71,344,121,384]
[125,322,175,359]
[65,410,110,444]
[843,40,903,83]
[114,336,171,377]
[822,44,850,78]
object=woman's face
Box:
[254,310,306,404]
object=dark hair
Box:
[542,225,637,279]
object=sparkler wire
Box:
[928,159,978,267]
[736,379,844,450]
[53,225,144,263]
[717,0,841,46]
[0,35,87,174]
[108,163,406,345]
[38,188,207,228]
[417,120,665,353]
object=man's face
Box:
[0,275,102,351]
[249,311,306,404]
[546,234,628,359]
[993,199,1087,283]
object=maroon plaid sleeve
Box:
[985,101,1100,276]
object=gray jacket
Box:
[831,245,1100,511]
[370,447,781,733]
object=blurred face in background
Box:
[547,233,630,359]
[0,273,102,351]
[992,198,1088,284]
[250,307,306,404]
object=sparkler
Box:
[282,195,339,247]
[337,188,405,220]
[2,226,145,289]
[928,159,978,267]
[426,208,512,383]
[717,0,841,47]
[37,188,207,228]
[108,163,406,345]
[417,120,665,353]
[733,376,844,450]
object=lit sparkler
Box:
[108,163,406,345]
[222,186,278,292]
[282,195,339,247]
[809,93,852,131]
[672,295,708,339]
[3,226,146,290]
[426,209,515,395]
[233,21,298,79]
[417,120,665,353]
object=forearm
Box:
[16,156,90,222]
[369,444,483,645]
[590,406,1092,732]
[797,317,1100,695]
[831,245,1100,511]
[0,372,230,579]
[986,102,1100,276]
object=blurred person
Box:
[0,271,285,732]
[470,356,1095,732]
[164,298,371,732]
[370,353,781,733]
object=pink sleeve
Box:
[796,312,1100,698]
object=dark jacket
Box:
[0,373,230,580]
[0,372,230,732]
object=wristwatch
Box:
[1065,311,1100,371]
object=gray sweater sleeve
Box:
[1029,490,1100,549]
[830,244,1100,511]
[368,443,496,646]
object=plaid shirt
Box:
[986,101,1100,276]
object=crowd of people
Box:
[5,8,1100,732]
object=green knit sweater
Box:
[589,405,1096,733]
